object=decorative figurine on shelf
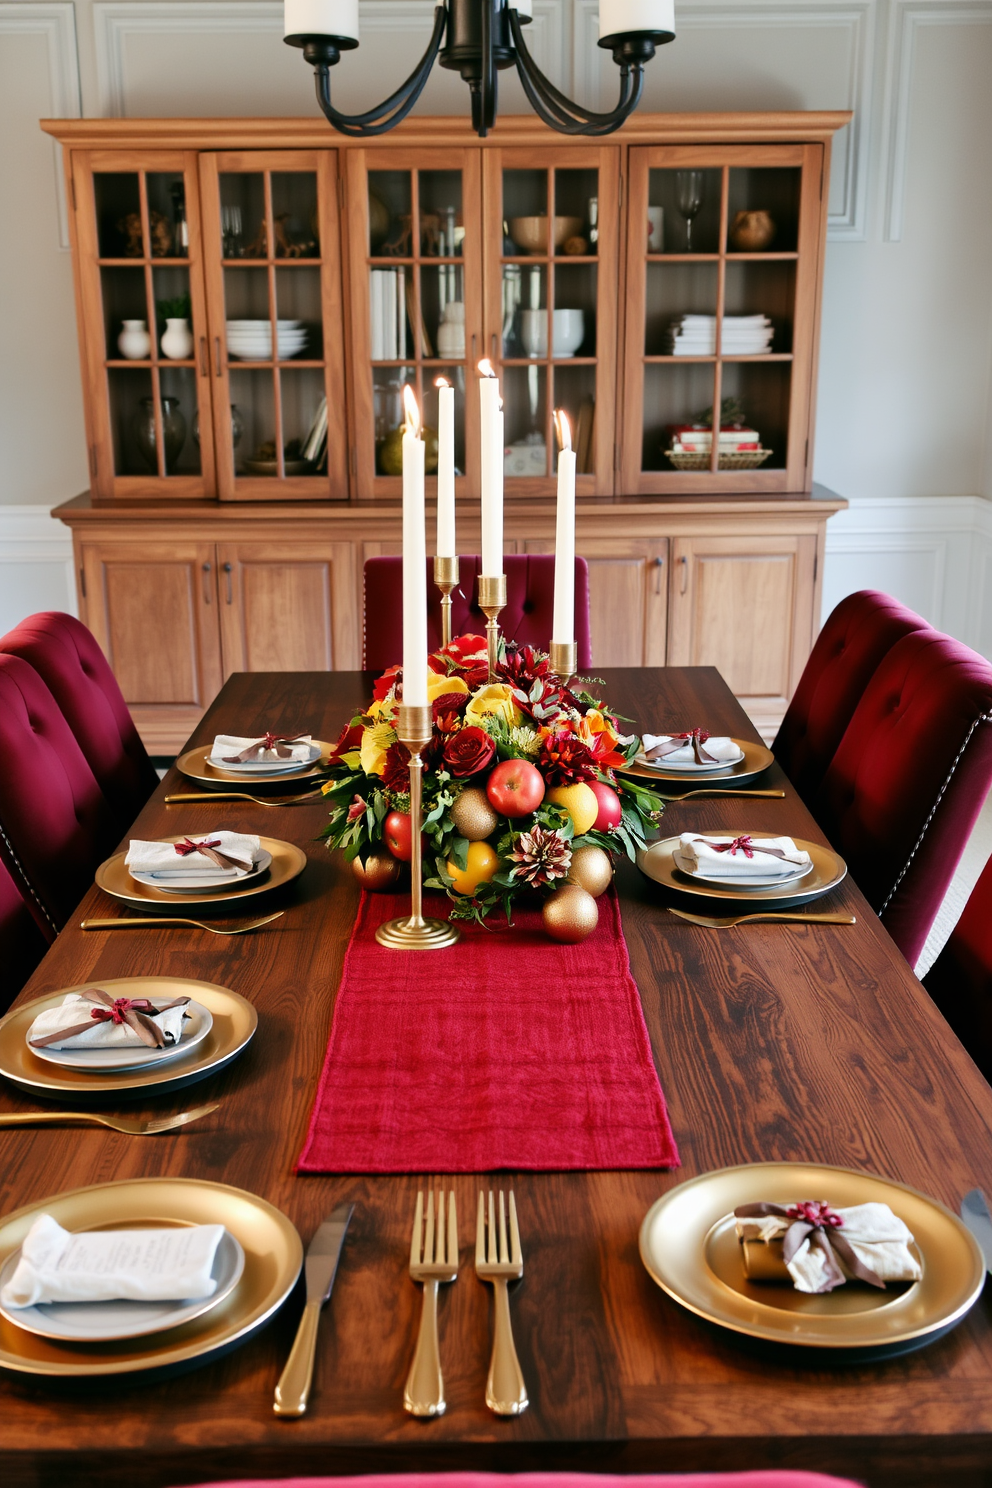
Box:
[150,211,173,258]
[729,210,776,252]
[243,213,312,258]
[117,213,145,257]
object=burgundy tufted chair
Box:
[924,852,992,1080]
[180,1474,862,1488]
[0,611,158,834]
[0,654,119,942]
[774,590,932,801]
[363,556,592,672]
[0,859,47,1012]
[812,629,992,967]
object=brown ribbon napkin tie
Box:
[174,837,247,873]
[734,1201,885,1293]
[222,731,309,764]
[691,834,797,863]
[28,988,191,1050]
[645,728,718,765]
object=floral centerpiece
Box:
[321,634,664,937]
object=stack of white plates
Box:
[226,320,308,360]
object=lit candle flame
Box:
[478,359,497,378]
[435,375,450,389]
[402,383,421,438]
[554,409,572,452]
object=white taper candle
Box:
[552,410,576,646]
[401,385,427,707]
[479,360,504,578]
[435,377,456,558]
[284,0,359,39]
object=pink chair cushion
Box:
[363,555,593,672]
[0,858,46,1012]
[0,611,158,832]
[181,1474,863,1488]
[0,654,117,941]
[813,629,992,966]
[924,851,992,1078]
[774,589,931,800]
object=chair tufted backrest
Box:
[773,590,931,802]
[362,556,592,672]
[0,654,119,942]
[813,629,992,967]
[0,858,47,1012]
[924,851,992,1080]
[0,611,158,834]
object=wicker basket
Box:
[665,448,773,471]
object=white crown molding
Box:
[882,0,992,242]
[573,0,874,240]
[0,3,80,249]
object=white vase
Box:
[117,319,151,360]
[161,317,194,360]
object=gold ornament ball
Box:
[568,844,613,898]
[542,884,599,943]
[450,785,500,841]
[352,847,403,892]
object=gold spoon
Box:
[81,912,284,935]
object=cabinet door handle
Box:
[223,561,233,604]
[679,554,688,595]
[653,555,664,595]
[214,337,223,376]
[201,561,212,604]
[471,332,477,363]
[491,332,497,361]
[198,337,208,376]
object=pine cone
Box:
[508,826,573,887]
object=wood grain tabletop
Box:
[2,667,991,1488]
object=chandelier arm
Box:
[478,0,497,136]
[507,8,644,133]
[312,5,447,137]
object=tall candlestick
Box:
[552,410,576,646]
[401,384,427,708]
[435,377,455,557]
[478,359,503,577]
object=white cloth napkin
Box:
[736,1203,922,1293]
[125,833,261,879]
[26,993,188,1050]
[679,832,811,879]
[642,733,740,765]
[210,733,313,765]
[0,1213,225,1308]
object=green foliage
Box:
[156,294,191,321]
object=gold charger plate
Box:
[177,741,333,790]
[0,1177,302,1377]
[639,1162,984,1354]
[96,835,307,911]
[637,830,846,909]
[618,738,774,787]
[0,977,257,1100]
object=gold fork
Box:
[405,1189,459,1418]
[164,791,325,807]
[81,913,284,935]
[654,788,786,802]
[666,906,856,929]
[0,1101,219,1134]
[476,1190,528,1416]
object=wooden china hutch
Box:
[43,111,848,753]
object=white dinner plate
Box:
[672,847,814,889]
[636,747,746,774]
[0,1227,245,1343]
[29,999,213,1073]
[226,319,299,328]
[128,849,272,893]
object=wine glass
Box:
[676,171,705,252]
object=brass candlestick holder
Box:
[478,574,507,683]
[549,639,578,695]
[433,555,460,650]
[375,703,460,951]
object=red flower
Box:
[443,725,496,778]
[381,740,412,792]
[429,633,488,682]
[497,643,552,689]
[346,794,367,822]
[372,664,401,701]
[432,691,470,727]
[328,721,364,762]
[538,727,599,785]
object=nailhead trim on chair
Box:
[0,817,57,938]
[879,710,992,918]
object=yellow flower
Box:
[577,708,619,750]
[366,695,393,721]
[465,683,523,729]
[359,721,396,777]
[427,670,469,702]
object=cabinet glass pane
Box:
[102,267,149,359]
[224,267,272,363]
[727,167,801,253]
[281,368,328,473]
[95,173,141,258]
[424,369,466,477]
[503,364,549,477]
[157,368,200,472]
[719,362,790,469]
[505,264,547,358]
[228,368,277,474]
[108,367,153,473]
[418,171,463,257]
[553,365,597,474]
[369,267,411,361]
[648,168,722,255]
[723,261,795,353]
[374,365,416,472]
[219,173,265,259]
[276,267,323,359]
[642,363,717,471]
[554,264,596,357]
[645,263,718,355]
[271,173,320,258]
[503,170,548,254]
[418,262,464,359]
[146,173,188,258]
[553,169,598,256]
[152,265,193,362]
[368,172,412,256]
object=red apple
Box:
[384,810,413,861]
[589,780,623,832]
[486,758,546,818]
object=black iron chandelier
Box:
[284,0,675,137]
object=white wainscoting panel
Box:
[0,506,77,636]
[0,3,80,250]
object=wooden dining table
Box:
[3,665,992,1488]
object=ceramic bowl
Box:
[518,308,585,359]
[507,216,584,254]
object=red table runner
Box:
[297,888,679,1173]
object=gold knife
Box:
[274,1202,353,1418]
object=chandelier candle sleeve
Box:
[552,410,576,647]
[402,386,428,709]
[284,0,359,42]
[598,0,675,39]
[436,378,456,558]
[479,361,504,578]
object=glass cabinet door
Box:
[343,149,483,501]
[621,143,823,494]
[198,151,347,501]
[483,147,619,497]
[72,151,215,498]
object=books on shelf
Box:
[664,314,774,357]
[670,424,761,453]
[302,396,328,468]
[370,268,408,361]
